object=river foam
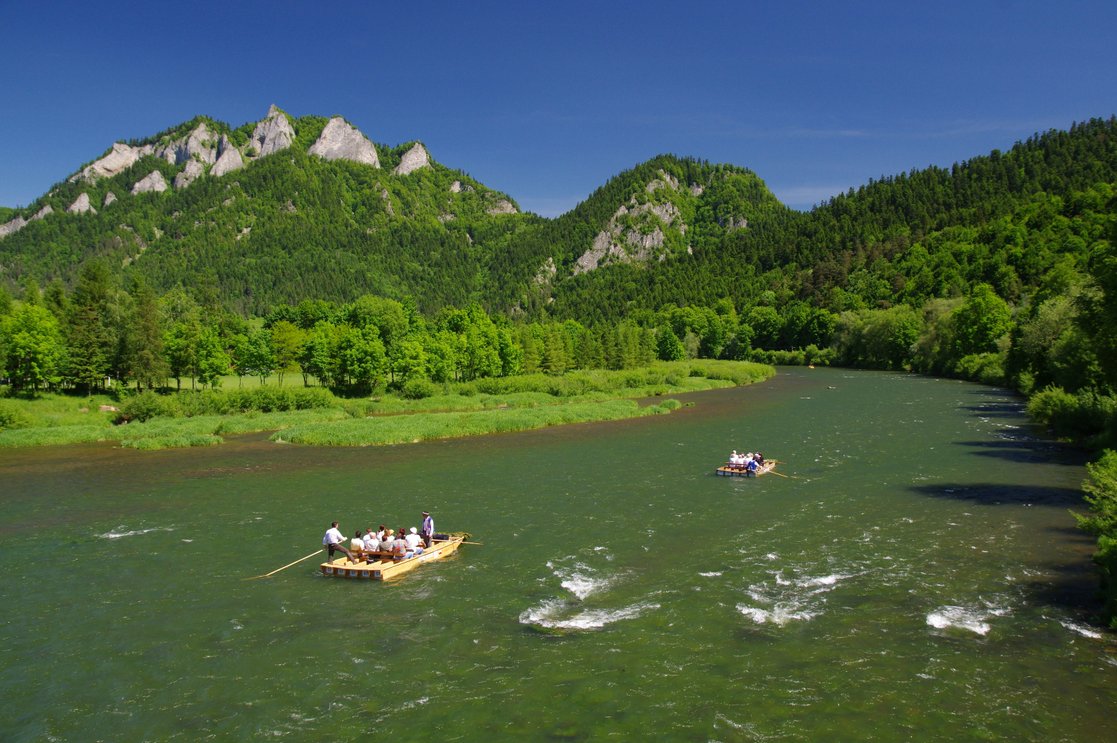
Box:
[737,569,858,626]
[519,598,659,631]
[98,526,174,540]
[926,604,1010,635]
[521,552,652,631]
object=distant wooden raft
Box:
[715,460,777,477]
[320,534,466,580]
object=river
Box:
[0,367,1113,741]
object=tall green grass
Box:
[274,399,683,446]
[0,360,772,449]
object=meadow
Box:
[0,360,773,449]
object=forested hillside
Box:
[0,109,536,315]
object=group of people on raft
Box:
[726,450,765,473]
[322,511,436,564]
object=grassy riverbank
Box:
[0,360,774,449]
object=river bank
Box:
[0,360,773,449]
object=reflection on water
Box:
[0,368,1112,741]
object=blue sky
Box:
[2,1,1114,216]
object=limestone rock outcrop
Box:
[250,104,294,157]
[393,143,430,175]
[211,135,244,176]
[131,171,168,195]
[73,142,146,182]
[103,191,117,207]
[174,160,205,189]
[67,193,96,214]
[309,117,379,167]
[0,205,53,240]
[486,199,518,215]
[160,122,218,166]
[0,216,27,239]
[574,197,682,274]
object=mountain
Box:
[2,108,1115,323]
[0,105,534,314]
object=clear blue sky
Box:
[2,1,1114,216]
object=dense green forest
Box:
[2,113,1117,625]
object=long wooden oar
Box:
[246,549,324,580]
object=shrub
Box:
[0,400,33,430]
[292,388,336,410]
[955,352,1005,386]
[119,391,177,422]
[401,378,437,400]
[1028,386,1116,439]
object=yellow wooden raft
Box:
[320,535,465,580]
[715,459,777,477]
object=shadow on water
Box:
[956,438,1089,466]
[958,402,1026,418]
[1020,529,1104,620]
[907,482,1084,508]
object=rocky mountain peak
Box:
[72,142,145,183]
[210,135,244,177]
[393,143,431,175]
[163,122,218,166]
[250,104,294,157]
[308,117,380,167]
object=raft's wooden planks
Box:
[320,535,465,581]
[715,460,777,477]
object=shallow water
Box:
[0,368,1113,741]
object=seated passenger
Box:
[392,533,409,560]
[350,531,365,554]
[380,529,395,554]
[729,449,740,465]
[376,524,388,542]
[363,528,380,554]
[405,527,424,555]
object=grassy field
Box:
[0,360,774,450]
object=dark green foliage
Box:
[121,386,337,420]
[1073,452,1117,627]
[400,378,437,400]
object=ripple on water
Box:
[519,598,660,631]
[926,603,1011,636]
[737,569,859,626]
[521,552,656,631]
[98,526,174,540]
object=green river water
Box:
[1,368,1114,741]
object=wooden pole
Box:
[246,549,324,580]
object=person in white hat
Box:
[405,526,424,555]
